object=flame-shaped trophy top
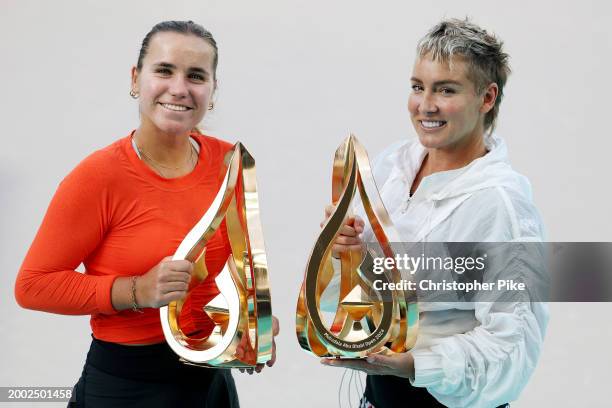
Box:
[296,134,418,358]
[160,142,273,368]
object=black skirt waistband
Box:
[86,335,219,384]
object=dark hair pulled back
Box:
[136,21,218,77]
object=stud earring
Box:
[130,89,139,99]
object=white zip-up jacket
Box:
[326,134,549,407]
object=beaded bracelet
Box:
[131,276,144,314]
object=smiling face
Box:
[131,31,216,137]
[408,55,496,151]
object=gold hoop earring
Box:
[208,102,214,110]
[130,89,139,99]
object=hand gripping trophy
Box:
[160,143,273,368]
[296,135,418,358]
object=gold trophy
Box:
[296,135,418,358]
[160,143,273,368]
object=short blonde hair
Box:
[417,18,511,132]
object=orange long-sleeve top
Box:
[15,131,233,344]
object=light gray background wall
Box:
[1,0,611,407]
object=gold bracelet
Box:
[131,276,144,313]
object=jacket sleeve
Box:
[410,189,549,407]
[411,298,548,407]
[15,155,119,315]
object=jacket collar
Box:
[392,134,532,202]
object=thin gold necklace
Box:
[133,137,197,178]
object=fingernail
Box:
[366,356,375,363]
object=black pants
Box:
[68,336,239,408]
[365,375,509,408]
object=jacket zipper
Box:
[401,194,412,214]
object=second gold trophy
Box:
[296,135,418,359]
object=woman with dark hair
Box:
[15,20,277,407]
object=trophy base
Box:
[179,358,265,369]
[326,347,395,360]
[329,355,367,360]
